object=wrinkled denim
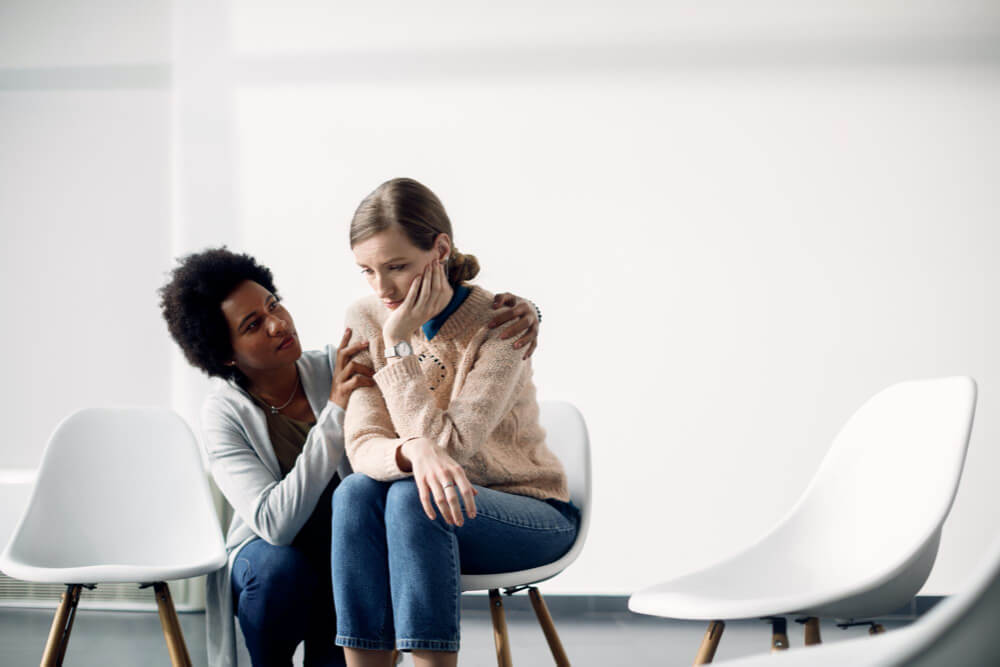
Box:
[232,475,345,666]
[331,474,579,652]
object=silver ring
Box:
[442,481,455,489]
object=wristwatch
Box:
[384,340,414,359]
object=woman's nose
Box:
[267,315,289,336]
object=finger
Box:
[513,323,536,349]
[523,339,537,360]
[434,483,456,526]
[423,261,439,310]
[487,309,517,330]
[340,340,370,360]
[416,477,437,521]
[347,375,376,390]
[492,292,517,309]
[343,375,375,392]
[454,475,477,519]
[404,270,423,307]
[443,484,464,527]
[435,261,451,311]
[347,361,375,377]
[338,328,352,350]
[499,317,530,340]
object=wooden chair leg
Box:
[41,584,83,667]
[770,617,789,652]
[869,623,886,635]
[694,620,725,665]
[488,589,513,667]
[804,617,822,645]
[528,587,570,666]
[154,582,193,667]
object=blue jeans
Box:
[331,474,580,652]
[232,476,346,666]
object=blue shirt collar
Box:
[422,284,471,341]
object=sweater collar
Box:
[422,284,471,341]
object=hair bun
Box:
[447,249,479,284]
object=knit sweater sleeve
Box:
[374,329,526,465]
[342,302,414,480]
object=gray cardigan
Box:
[200,345,353,667]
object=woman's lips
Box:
[277,335,296,351]
[384,300,403,310]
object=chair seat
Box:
[1,554,228,585]
[462,557,571,592]
[630,524,941,621]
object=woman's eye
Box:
[360,268,372,275]
[247,319,261,332]
[389,264,407,271]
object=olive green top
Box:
[250,395,316,476]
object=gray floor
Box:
[0,605,910,666]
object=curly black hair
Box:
[159,247,278,386]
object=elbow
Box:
[252,510,297,546]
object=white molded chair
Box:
[0,468,36,559]
[0,407,227,667]
[629,377,977,664]
[715,529,1000,667]
[461,400,592,667]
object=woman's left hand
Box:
[382,260,452,345]
[488,293,541,360]
[397,437,478,526]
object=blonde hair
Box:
[349,178,479,285]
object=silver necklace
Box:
[257,370,299,414]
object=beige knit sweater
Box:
[343,285,569,502]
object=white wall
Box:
[0,0,174,468]
[4,0,997,600]
[211,0,1000,596]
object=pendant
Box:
[270,406,280,415]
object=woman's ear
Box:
[435,234,452,261]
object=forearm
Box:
[205,402,345,545]
[373,346,523,464]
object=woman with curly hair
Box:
[159,247,541,667]
[333,178,578,667]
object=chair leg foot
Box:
[804,617,822,645]
[154,582,193,667]
[694,620,725,665]
[869,623,886,635]
[41,584,83,667]
[528,587,570,666]
[770,617,789,652]
[488,589,513,667]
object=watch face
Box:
[399,341,413,356]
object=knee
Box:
[333,474,387,533]
[385,479,450,536]
[239,547,313,611]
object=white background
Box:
[1,0,998,596]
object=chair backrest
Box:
[2,407,225,573]
[774,377,976,584]
[539,400,592,550]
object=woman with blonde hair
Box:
[333,178,579,667]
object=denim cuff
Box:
[396,638,460,652]
[335,635,397,651]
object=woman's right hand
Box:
[330,328,375,409]
[398,437,478,527]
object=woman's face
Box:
[353,225,449,310]
[220,280,302,375]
